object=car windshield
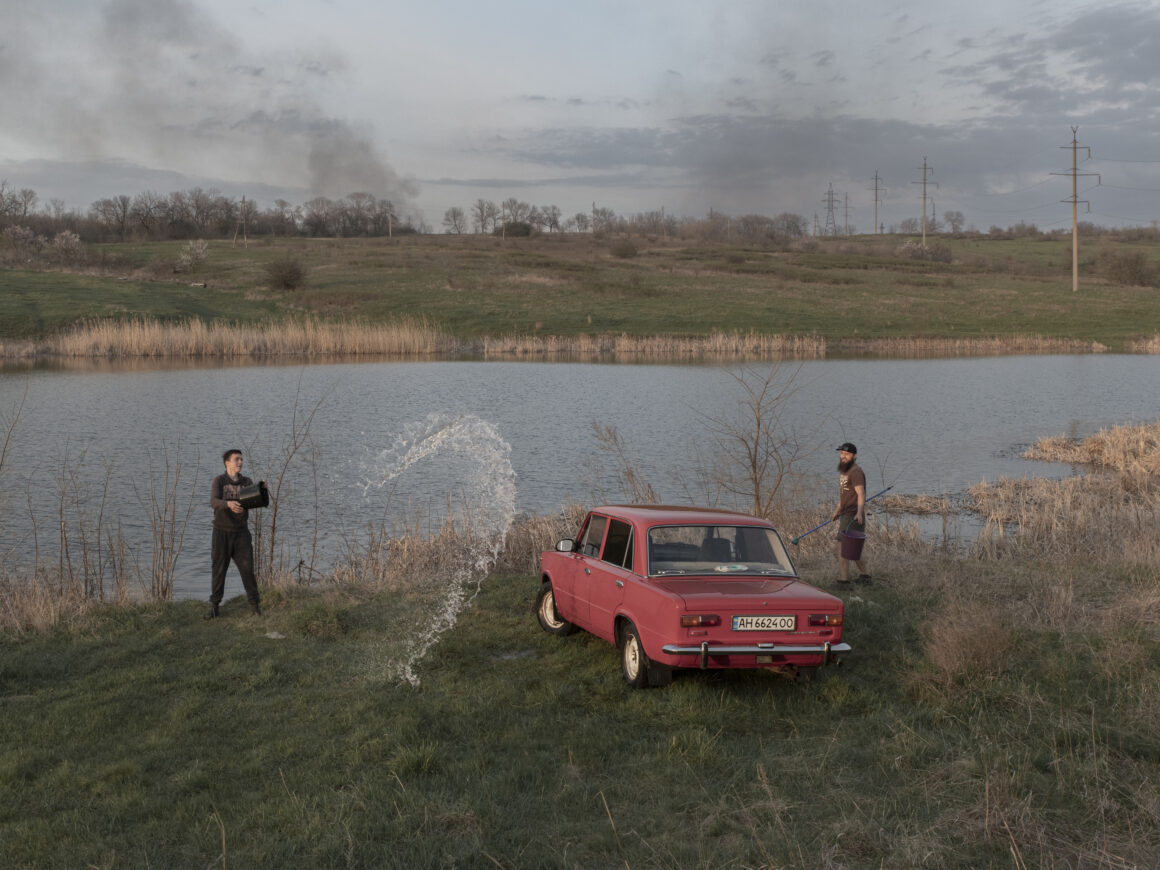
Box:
[646,524,795,577]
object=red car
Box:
[537,505,849,687]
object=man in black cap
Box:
[831,442,870,586]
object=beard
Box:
[837,458,855,473]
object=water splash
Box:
[363,413,516,685]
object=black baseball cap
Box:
[836,442,857,454]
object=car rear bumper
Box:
[661,640,851,668]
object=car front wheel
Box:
[535,582,574,636]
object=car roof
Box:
[590,504,774,527]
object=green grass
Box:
[3,234,1158,349]
[3,561,1158,868]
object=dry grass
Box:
[0,569,121,635]
[2,316,450,359]
[476,331,827,360]
[1125,333,1160,353]
[1023,419,1160,474]
[830,335,1108,357]
[0,319,1125,362]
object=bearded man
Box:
[831,442,871,586]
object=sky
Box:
[3,0,1160,231]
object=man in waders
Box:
[206,449,262,618]
[832,442,871,587]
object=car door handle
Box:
[616,580,624,588]
[584,568,591,575]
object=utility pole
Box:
[912,158,937,247]
[813,212,819,236]
[233,195,248,247]
[844,192,850,236]
[1052,127,1099,293]
[871,171,882,234]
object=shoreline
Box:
[0,317,1145,366]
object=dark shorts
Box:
[835,513,865,540]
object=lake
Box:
[1,354,1156,600]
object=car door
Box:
[558,513,607,627]
[586,518,634,644]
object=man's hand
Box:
[228,500,244,514]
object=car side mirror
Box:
[556,539,576,552]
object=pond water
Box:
[1,354,1156,600]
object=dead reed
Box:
[3,316,451,359]
[476,331,828,361]
[830,334,1108,357]
[1023,419,1160,474]
[1125,333,1160,353]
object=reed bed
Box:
[0,319,1132,362]
[1125,333,1160,353]
[877,492,956,515]
[3,316,452,359]
[475,331,828,360]
[831,334,1108,357]
[1023,419,1160,474]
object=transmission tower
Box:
[822,184,839,237]
[1051,127,1100,293]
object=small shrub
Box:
[51,231,83,263]
[609,239,638,258]
[177,239,209,272]
[2,225,44,253]
[895,240,952,263]
[1098,250,1158,287]
[266,255,307,290]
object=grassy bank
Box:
[2,234,1158,355]
[2,551,1158,867]
[2,423,1158,867]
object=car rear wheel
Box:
[620,623,672,688]
[535,582,574,636]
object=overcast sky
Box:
[3,0,1159,230]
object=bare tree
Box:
[90,195,132,240]
[442,206,467,234]
[502,198,531,224]
[130,191,167,238]
[943,210,965,233]
[541,204,562,232]
[700,364,816,519]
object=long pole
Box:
[790,486,894,545]
[1071,129,1079,293]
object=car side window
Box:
[579,515,607,557]
[601,519,633,569]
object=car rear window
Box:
[647,524,794,576]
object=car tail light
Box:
[681,614,721,627]
[809,613,843,627]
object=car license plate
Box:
[732,614,795,631]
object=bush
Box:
[51,231,83,263]
[177,239,209,272]
[895,240,952,263]
[609,239,638,258]
[1098,250,1158,287]
[266,255,307,290]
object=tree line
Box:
[442,199,813,243]
[0,180,427,243]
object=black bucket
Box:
[839,530,865,560]
[237,482,269,509]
